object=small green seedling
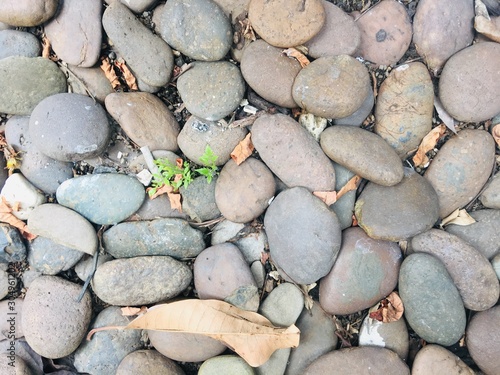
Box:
[195,145,218,184]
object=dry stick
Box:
[76,251,99,303]
[140,146,159,175]
[87,325,126,340]
[228,111,266,128]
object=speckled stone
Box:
[116,350,185,375]
[0,30,41,59]
[28,236,85,276]
[480,174,500,209]
[199,355,254,375]
[0,0,59,27]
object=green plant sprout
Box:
[148,145,218,197]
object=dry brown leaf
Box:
[260,252,270,265]
[147,184,172,200]
[441,208,476,227]
[115,60,138,91]
[369,292,404,323]
[313,191,337,205]
[492,124,500,147]
[434,97,457,133]
[100,58,120,89]
[124,299,299,367]
[282,48,310,68]
[337,175,362,200]
[475,15,500,41]
[230,133,254,165]
[412,124,446,167]
[167,192,182,213]
[121,306,147,316]
[0,197,37,241]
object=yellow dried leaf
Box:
[148,184,173,200]
[337,175,361,200]
[230,133,254,165]
[369,291,404,323]
[412,124,446,167]
[313,191,337,205]
[0,197,37,241]
[282,48,310,68]
[492,124,500,147]
[100,58,120,89]
[441,208,476,227]
[115,60,138,91]
[41,35,51,59]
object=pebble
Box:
[93,256,192,305]
[256,348,290,375]
[103,218,205,259]
[0,0,59,27]
[211,219,268,264]
[248,0,325,48]
[305,1,360,58]
[213,0,250,22]
[0,224,26,264]
[199,355,254,375]
[44,0,102,67]
[75,253,112,282]
[224,284,259,311]
[158,0,232,61]
[28,236,85,276]
[28,204,98,255]
[0,268,8,300]
[116,349,185,375]
[0,156,7,191]
[304,347,410,374]
[439,42,500,122]
[412,0,475,74]
[355,167,439,241]
[466,305,500,375]
[292,55,370,119]
[0,355,32,375]
[333,88,374,127]
[74,306,143,375]
[411,344,474,375]
[330,163,355,229]
[0,30,41,59]
[240,39,301,108]
[0,173,46,220]
[259,283,304,327]
[410,229,499,311]
[374,62,434,158]
[105,92,180,151]
[480,174,500,209]
[128,193,188,221]
[22,276,92,359]
[29,93,111,162]
[424,129,496,218]
[177,62,245,121]
[104,0,158,13]
[66,65,114,103]
[180,176,221,222]
[320,125,404,186]
[102,1,173,87]
[250,261,265,288]
[148,330,226,362]
[56,173,145,225]
[0,298,24,340]
[264,187,341,285]
[493,253,500,280]
[319,227,402,315]
[177,115,247,166]
[215,158,276,223]
[358,316,409,361]
[252,114,336,191]
[355,0,412,66]
[398,253,466,346]
[0,57,67,115]
[286,303,338,375]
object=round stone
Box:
[292,55,370,119]
[28,236,85,276]
[259,283,304,327]
[480,174,500,209]
[0,30,41,59]
[411,344,474,375]
[67,65,114,103]
[0,173,46,220]
[0,0,58,27]
[359,316,409,361]
[116,350,185,375]
[199,355,254,375]
[180,176,221,223]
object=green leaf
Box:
[199,145,218,167]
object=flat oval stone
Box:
[259,283,304,327]
[158,0,232,61]
[355,168,439,241]
[375,62,434,158]
[44,0,101,67]
[22,276,92,359]
[320,126,403,186]
[305,1,360,58]
[333,88,374,126]
[411,229,499,311]
[399,253,466,346]
[102,1,173,87]
[28,236,84,275]
[178,116,247,166]
[411,344,474,375]
[116,350,185,375]
[0,30,41,59]
[264,187,341,284]
[103,218,205,259]
[0,57,67,115]
[28,204,98,255]
[199,355,254,375]
[424,129,495,218]
[240,39,301,108]
[0,0,58,26]
[359,316,409,361]
[0,173,46,220]
[0,224,26,264]
[480,174,500,209]
[215,158,276,223]
[292,55,370,119]
[413,0,474,74]
[29,93,111,162]
[439,42,500,122]
[252,114,336,191]
[105,92,180,151]
[319,227,402,315]
[56,173,145,225]
[248,0,325,48]
[74,306,142,375]
[355,0,412,66]
[92,256,192,306]
[180,176,221,222]
[466,305,500,375]
[67,65,114,103]
[304,347,410,375]
[446,209,500,260]
[177,61,245,121]
[104,0,158,13]
[330,162,356,229]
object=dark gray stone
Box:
[28,236,84,275]
[480,174,500,209]
[0,224,26,264]
[116,349,185,375]
[333,88,374,127]
[0,30,41,59]
[104,0,159,13]
[180,176,221,223]
[75,253,113,282]
[259,283,304,327]
[66,65,114,103]
[330,162,356,230]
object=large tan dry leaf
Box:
[100,58,120,89]
[230,133,254,165]
[283,48,310,68]
[369,291,404,323]
[126,299,300,367]
[115,60,138,91]
[412,124,446,167]
[0,197,36,241]
[337,175,362,200]
[492,124,500,147]
[441,208,476,227]
[313,191,337,205]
